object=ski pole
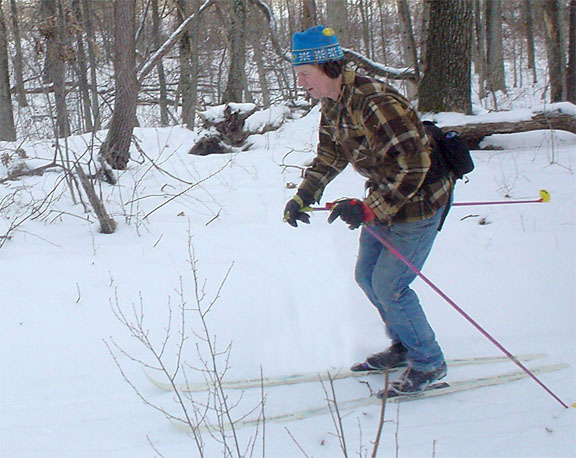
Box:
[452,189,550,207]
[361,223,569,409]
[306,190,550,212]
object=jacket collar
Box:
[339,68,356,106]
[322,68,355,112]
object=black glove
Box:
[327,198,374,230]
[283,190,313,227]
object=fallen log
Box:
[440,111,576,149]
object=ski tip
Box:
[350,362,372,372]
[572,402,576,408]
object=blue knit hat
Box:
[291,25,344,66]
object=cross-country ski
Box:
[146,353,547,392]
[171,363,569,433]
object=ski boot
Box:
[350,342,408,372]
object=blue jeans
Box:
[355,208,445,371]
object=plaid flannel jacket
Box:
[298,69,453,224]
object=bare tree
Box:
[151,0,169,126]
[326,0,348,45]
[419,0,473,114]
[80,0,101,131]
[396,0,419,98]
[473,0,489,98]
[300,0,317,30]
[542,0,567,102]
[41,0,70,137]
[177,0,195,129]
[8,0,27,107]
[523,0,538,83]
[420,0,431,69]
[71,0,94,132]
[249,4,271,107]
[222,0,247,103]
[0,0,15,141]
[485,0,506,94]
[358,0,373,59]
[100,0,138,170]
[568,0,576,103]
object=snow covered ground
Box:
[0,103,575,457]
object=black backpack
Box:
[423,121,474,183]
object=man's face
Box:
[294,64,335,100]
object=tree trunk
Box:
[151,0,169,126]
[473,0,487,98]
[300,0,317,30]
[523,0,538,83]
[326,0,347,46]
[542,0,567,102]
[375,0,390,64]
[187,0,201,129]
[81,0,101,130]
[485,0,506,93]
[41,0,70,137]
[8,0,27,107]
[72,0,94,132]
[250,4,271,108]
[0,0,16,141]
[177,0,193,129]
[420,0,431,68]
[419,0,473,114]
[568,0,576,103]
[75,164,117,234]
[396,0,419,98]
[100,0,138,170]
[222,0,247,103]
[358,0,372,59]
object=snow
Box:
[200,103,257,123]
[427,102,576,126]
[0,105,575,457]
[244,105,291,133]
[480,130,576,150]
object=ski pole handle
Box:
[539,189,551,202]
[303,202,336,212]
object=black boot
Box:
[350,342,408,372]
[390,361,447,394]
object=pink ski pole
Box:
[362,224,568,409]
[452,189,550,207]
[308,190,550,212]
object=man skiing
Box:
[283,25,453,395]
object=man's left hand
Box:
[327,198,375,230]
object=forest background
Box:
[0,0,574,162]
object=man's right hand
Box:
[283,191,313,227]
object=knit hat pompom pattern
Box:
[291,25,344,65]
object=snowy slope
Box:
[0,106,574,457]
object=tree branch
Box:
[137,0,216,83]
[343,48,419,82]
[248,0,291,63]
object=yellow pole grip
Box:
[539,189,550,203]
